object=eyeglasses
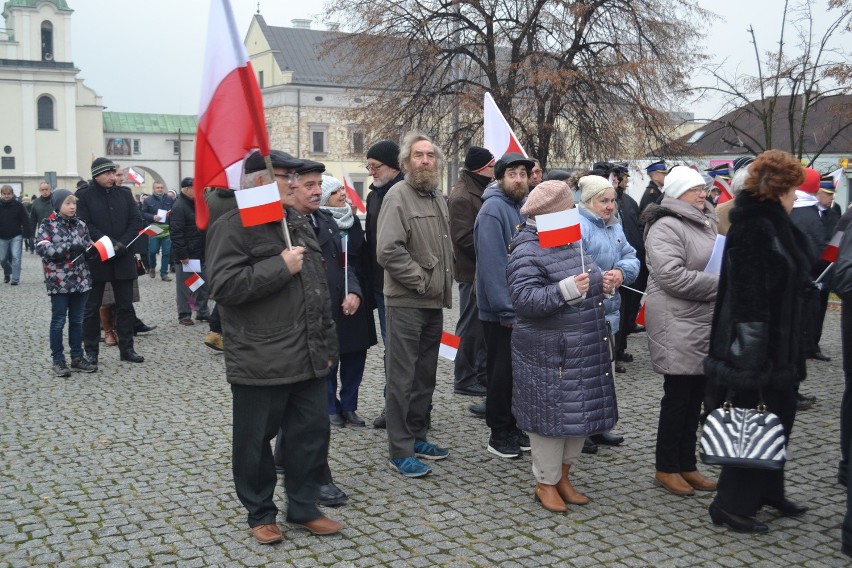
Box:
[688,187,709,195]
[274,173,300,183]
[366,163,385,173]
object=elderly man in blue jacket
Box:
[474,152,534,460]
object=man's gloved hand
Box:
[113,240,126,256]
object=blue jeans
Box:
[0,235,23,283]
[50,292,88,362]
[148,237,172,277]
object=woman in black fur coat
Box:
[703,150,812,533]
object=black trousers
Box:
[616,264,648,353]
[454,282,487,390]
[209,303,222,334]
[232,379,329,527]
[274,429,333,486]
[655,374,706,472]
[482,320,516,437]
[840,298,852,476]
[84,279,135,355]
[711,386,797,517]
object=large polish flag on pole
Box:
[483,92,527,159]
[193,0,271,230]
[341,169,367,214]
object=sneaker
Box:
[204,331,224,352]
[148,268,156,278]
[161,275,173,282]
[52,361,71,377]
[373,408,386,429]
[70,357,97,373]
[514,429,531,452]
[414,440,449,461]
[488,434,522,459]
[389,456,432,478]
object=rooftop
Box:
[103,112,197,134]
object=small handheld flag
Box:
[234,182,284,227]
[438,331,461,361]
[821,231,844,263]
[341,170,366,214]
[139,224,165,237]
[536,209,582,248]
[185,272,205,292]
[93,236,116,262]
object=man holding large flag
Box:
[206,150,343,543]
[77,158,144,366]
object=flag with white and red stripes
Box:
[93,236,115,262]
[234,182,284,227]
[822,230,844,263]
[139,224,164,237]
[536,208,582,248]
[341,170,366,214]
[438,331,461,361]
[185,272,205,292]
[484,92,527,159]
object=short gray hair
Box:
[241,169,273,190]
[730,165,750,196]
[398,131,444,175]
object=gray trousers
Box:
[385,305,442,459]
[175,262,210,319]
[454,281,487,390]
[529,434,584,485]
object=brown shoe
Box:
[104,330,118,347]
[654,471,695,496]
[251,523,283,544]
[289,515,343,535]
[681,470,717,491]
[534,483,568,512]
[557,464,590,505]
[204,332,224,352]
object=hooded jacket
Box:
[35,214,93,295]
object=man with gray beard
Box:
[474,153,535,459]
[376,132,454,478]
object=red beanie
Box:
[798,168,820,194]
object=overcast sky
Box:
[65,0,844,121]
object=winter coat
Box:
[508,223,617,438]
[704,191,812,391]
[140,193,174,238]
[0,198,30,239]
[475,182,526,324]
[376,178,454,309]
[205,187,236,229]
[35,214,93,295]
[716,199,734,236]
[314,210,377,354]
[641,197,718,376]
[616,188,644,261]
[449,169,490,283]
[639,181,663,212]
[578,205,639,333]
[206,207,337,386]
[365,171,405,295]
[76,180,143,282]
[29,195,54,237]
[169,195,206,261]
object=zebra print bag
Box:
[699,398,787,470]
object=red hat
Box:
[797,168,820,194]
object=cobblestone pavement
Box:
[1,252,850,567]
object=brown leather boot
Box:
[654,471,695,496]
[534,483,568,512]
[557,464,590,505]
[100,306,118,346]
[681,470,717,491]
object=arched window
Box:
[41,21,53,61]
[37,96,54,130]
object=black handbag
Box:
[135,255,146,277]
[699,391,787,470]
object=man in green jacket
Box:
[206,150,342,544]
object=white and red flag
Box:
[483,92,527,159]
[193,0,270,230]
[126,167,145,186]
[821,230,844,263]
[233,181,284,227]
[185,272,205,292]
[536,208,582,248]
[635,301,646,327]
[438,331,461,361]
[713,177,734,205]
[341,170,366,214]
[139,224,164,237]
[93,236,116,262]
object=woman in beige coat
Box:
[641,166,719,497]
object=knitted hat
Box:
[366,140,400,171]
[51,188,72,212]
[662,165,706,199]
[244,150,302,174]
[464,146,494,171]
[579,175,614,203]
[91,157,116,177]
[732,156,755,172]
[494,152,534,180]
[320,175,344,206]
[798,168,820,194]
[520,180,573,217]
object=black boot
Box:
[709,502,768,533]
[120,350,144,363]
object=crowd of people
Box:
[3,137,851,555]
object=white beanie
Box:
[320,175,344,206]
[662,166,706,199]
[579,175,614,204]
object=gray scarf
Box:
[320,205,354,231]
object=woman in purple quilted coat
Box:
[507,180,618,513]
[36,190,96,377]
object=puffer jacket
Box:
[475,182,526,324]
[508,223,617,437]
[376,178,454,309]
[578,205,639,333]
[35,214,93,295]
[206,207,337,386]
[641,197,718,376]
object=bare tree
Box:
[323,0,710,169]
[695,0,851,164]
